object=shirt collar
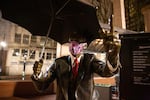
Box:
[70,54,83,64]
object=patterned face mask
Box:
[69,41,84,56]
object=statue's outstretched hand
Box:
[104,36,121,57]
[104,36,121,73]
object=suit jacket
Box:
[31,53,118,100]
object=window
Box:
[53,53,56,59]
[124,0,144,31]
[23,34,29,44]
[47,39,57,47]
[40,37,46,46]
[46,52,52,60]
[47,39,52,46]
[12,49,20,56]
[15,33,21,44]
[22,49,28,56]
[39,52,45,59]
[31,36,37,44]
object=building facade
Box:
[124,0,150,32]
[0,18,57,75]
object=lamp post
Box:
[22,54,27,80]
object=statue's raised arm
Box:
[87,15,121,75]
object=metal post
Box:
[22,55,27,80]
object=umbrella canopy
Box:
[0,0,102,44]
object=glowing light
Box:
[0,41,7,48]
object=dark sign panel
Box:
[119,33,150,100]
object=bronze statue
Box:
[31,25,121,100]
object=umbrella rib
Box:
[41,0,71,59]
[40,0,55,59]
[56,0,71,16]
[46,0,55,38]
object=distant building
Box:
[124,0,150,32]
[0,18,57,75]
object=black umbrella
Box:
[0,0,102,44]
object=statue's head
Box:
[68,32,86,57]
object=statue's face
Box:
[69,41,83,57]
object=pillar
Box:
[113,0,126,29]
[141,5,150,32]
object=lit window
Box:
[22,49,28,56]
[12,49,20,56]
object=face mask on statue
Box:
[69,41,84,57]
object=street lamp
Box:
[0,41,7,48]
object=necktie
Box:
[72,58,79,78]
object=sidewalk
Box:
[0,78,56,100]
[0,95,56,100]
